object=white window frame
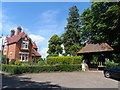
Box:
[21,41,29,50]
[19,52,29,61]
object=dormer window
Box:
[21,41,29,50]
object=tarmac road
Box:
[2,71,119,88]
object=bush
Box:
[1,55,7,64]
[36,57,43,63]
[38,61,47,66]
[21,61,33,66]
[62,53,67,56]
[9,59,15,65]
[31,57,44,63]
[105,60,119,68]
[2,64,81,74]
[14,60,22,65]
[47,56,83,65]
[47,54,59,57]
[31,59,36,63]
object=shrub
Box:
[91,55,98,64]
[47,54,59,57]
[31,57,44,63]
[36,57,43,63]
[9,59,15,65]
[1,55,7,64]
[38,61,47,66]
[2,64,81,74]
[62,53,67,56]
[14,60,22,65]
[21,61,32,66]
[47,56,83,65]
[105,60,119,68]
[31,59,36,63]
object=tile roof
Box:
[33,42,38,49]
[32,48,41,57]
[6,31,41,57]
[77,43,114,54]
[6,32,27,44]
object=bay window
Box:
[19,52,29,61]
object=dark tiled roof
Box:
[33,42,38,49]
[77,43,114,54]
[6,32,27,44]
[32,48,41,57]
[6,31,41,57]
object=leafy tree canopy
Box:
[81,2,120,62]
[47,34,63,55]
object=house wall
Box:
[15,38,33,60]
[3,43,16,60]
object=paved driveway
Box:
[2,71,119,88]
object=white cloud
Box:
[29,34,49,58]
[23,27,31,34]
[40,48,49,59]
[29,34,46,58]
[40,10,59,23]
[2,23,18,36]
[29,34,45,45]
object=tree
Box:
[61,6,83,56]
[81,2,120,62]
[47,34,63,56]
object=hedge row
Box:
[2,64,81,74]
[47,56,83,65]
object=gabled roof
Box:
[6,32,27,44]
[77,42,114,54]
[33,42,38,49]
[5,31,41,57]
[32,48,41,57]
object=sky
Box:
[0,2,91,58]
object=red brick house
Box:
[3,26,41,62]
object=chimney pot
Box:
[17,26,22,35]
[10,29,15,37]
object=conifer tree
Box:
[61,6,82,56]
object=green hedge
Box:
[105,60,120,68]
[2,64,81,74]
[47,56,83,65]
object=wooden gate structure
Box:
[77,41,114,68]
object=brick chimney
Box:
[10,30,15,37]
[17,26,22,35]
